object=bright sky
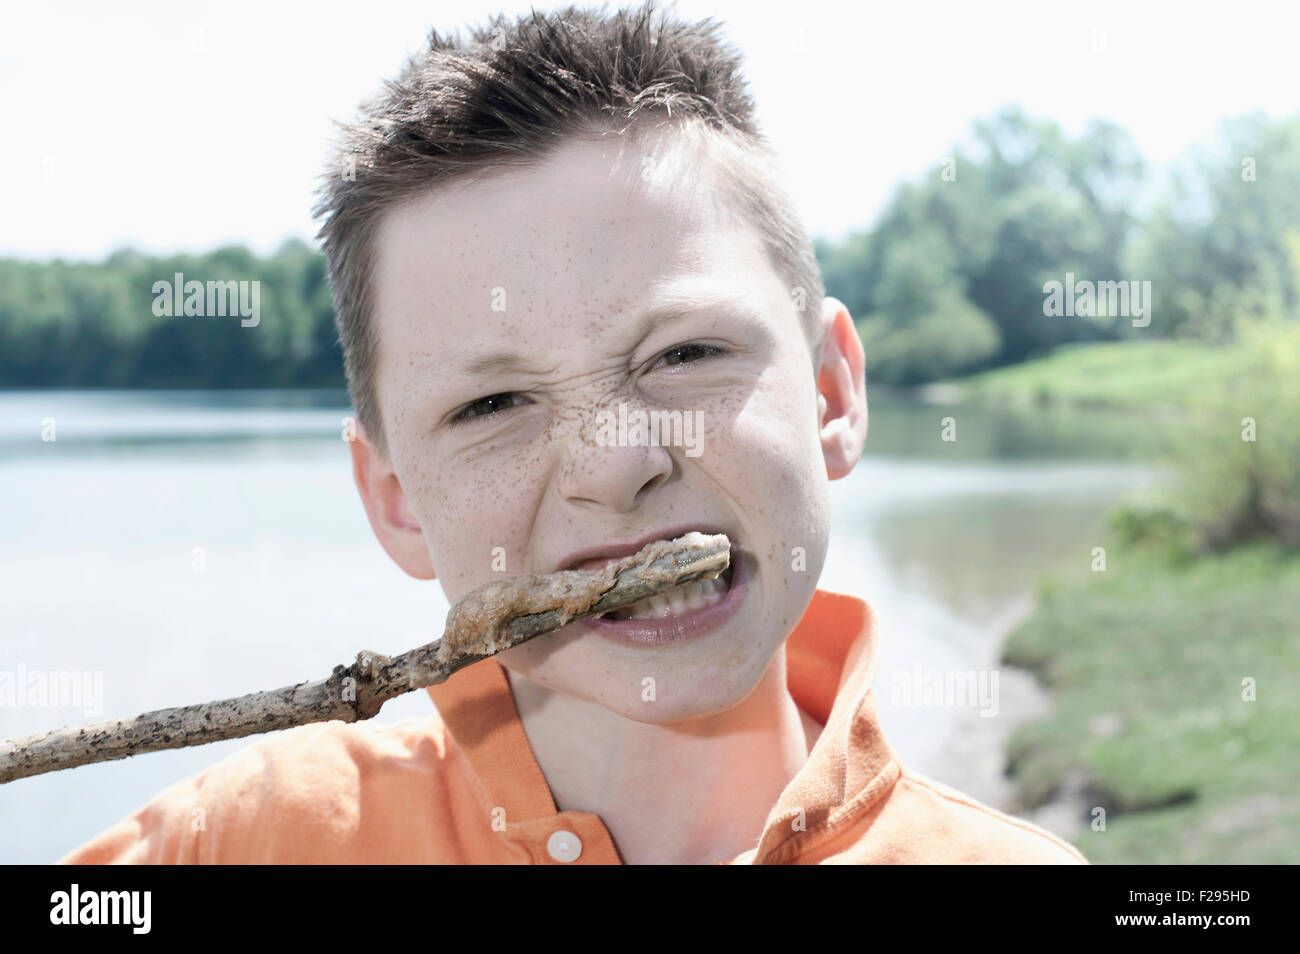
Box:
[1,0,1296,261]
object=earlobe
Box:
[349,426,438,580]
[815,297,868,480]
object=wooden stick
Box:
[0,533,730,784]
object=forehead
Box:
[368,135,777,363]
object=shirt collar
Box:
[425,588,900,863]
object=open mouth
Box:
[598,562,735,621]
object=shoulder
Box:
[59,715,455,864]
[877,767,1088,864]
[203,714,452,812]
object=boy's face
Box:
[353,134,866,723]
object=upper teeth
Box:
[609,574,728,620]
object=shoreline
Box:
[928,597,1088,846]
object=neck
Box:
[505,651,821,865]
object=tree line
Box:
[2,107,1296,390]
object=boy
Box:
[60,2,1085,864]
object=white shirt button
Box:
[547,829,583,862]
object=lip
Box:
[580,544,748,647]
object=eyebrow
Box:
[633,297,737,336]
[459,351,550,376]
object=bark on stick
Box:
[0,533,730,784]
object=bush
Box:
[1109,503,1197,558]
[1169,321,1300,551]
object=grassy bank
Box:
[943,339,1255,411]
[947,328,1300,862]
[1001,544,1300,863]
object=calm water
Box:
[0,389,1154,862]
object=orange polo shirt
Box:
[57,589,1087,864]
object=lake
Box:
[0,389,1155,862]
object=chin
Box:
[622,667,768,725]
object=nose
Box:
[556,402,674,512]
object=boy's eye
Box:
[656,342,724,368]
[450,392,529,425]
[448,344,723,426]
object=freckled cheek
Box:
[702,383,819,501]
[701,381,828,588]
[413,448,550,595]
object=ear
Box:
[815,296,868,479]
[349,424,437,580]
